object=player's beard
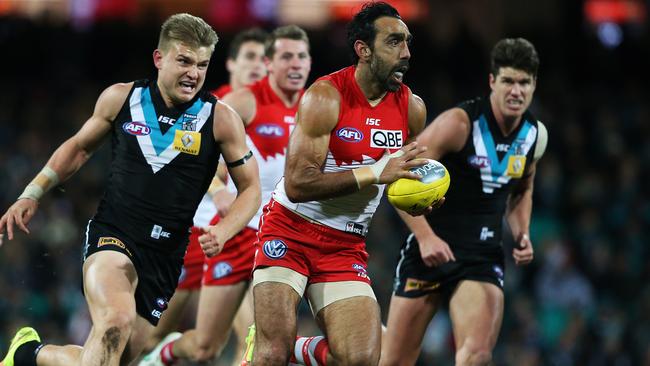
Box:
[370,56,409,92]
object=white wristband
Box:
[18,166,60,202]
[352,149,404,189]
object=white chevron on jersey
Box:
[273,151,385,235]
[129,87,213,173]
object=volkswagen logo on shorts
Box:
[213,261,233,279]
[263,239,288,259]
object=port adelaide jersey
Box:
[94,80,220,250]
[427,97,540,254]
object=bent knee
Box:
[456,347,493,366]
[192,343,224,363]
[97,310,136,333]
[254,341,292,366]
[334,347,379,366]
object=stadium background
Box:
[0,0,648,364]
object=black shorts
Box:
[82,220,187,325]
[393,234,505,299]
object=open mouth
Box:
[179,81,196,93]
[391,65,409,83]
[287,72,303,83]
[506,99,524,108]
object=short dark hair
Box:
[347,1,401,64]
[490,38,540,77]
[265,25,310,58]
[227,28,268,60]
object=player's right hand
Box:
[418,234,455,267]
[0,199,39,246]
[198,225,225,257]
[378,142,428,184]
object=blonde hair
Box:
[158,13,219,53]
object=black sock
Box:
[13,340,43,366]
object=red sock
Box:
[290,336,328,366]
[160,341,178,366]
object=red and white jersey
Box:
[192,193,217,227]
[211,84,232,99]
[227,77,302,229]
[273,66,410,236]
[190,84,232,227]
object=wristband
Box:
[18,167,60,201]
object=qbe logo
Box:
[370,129,403,149]
[263,239,288,259]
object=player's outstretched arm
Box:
[200,101,261,257]
[0,83,129,245]
[284,81,425,203]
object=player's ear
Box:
[153,49,164,70]
[354,40,371,61]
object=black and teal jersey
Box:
[93,79,220,251]
[427,97,540,257]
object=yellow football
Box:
[387,159,450,214]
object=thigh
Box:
[233,286,255,339]
[83,250,138,320]
[253,280,302,347]
[316,296,382,365]
[449,280,504,352]
[195,281,248,344]
[380,293,442,366]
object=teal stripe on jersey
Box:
[140,88,206,156]
[478,116,533,178]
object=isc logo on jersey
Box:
[337,127,363,142]
[370,129,403,149]
[256,123,285,138]
[122,122,151,136]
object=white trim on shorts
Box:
[252,266,377,315]
[252,266,309,297]
[306,281,376,315]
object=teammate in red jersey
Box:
[245,3,430,365]
[139,28,268,366]
[144,25,311,366]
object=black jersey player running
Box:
[0,13,260,366]
[381,38,548,366]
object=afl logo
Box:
[155,298,168,310]
[337,127,363,142]
[123,122,151,136]
[468,155,491,169]
[256,123,285,137]
[263,239,288,259]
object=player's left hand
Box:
[513,234,533,265]
[198,226,225,257]
[406,197,446,216]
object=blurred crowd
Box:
[1,7,648,365]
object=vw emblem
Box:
[263,239,288,259]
